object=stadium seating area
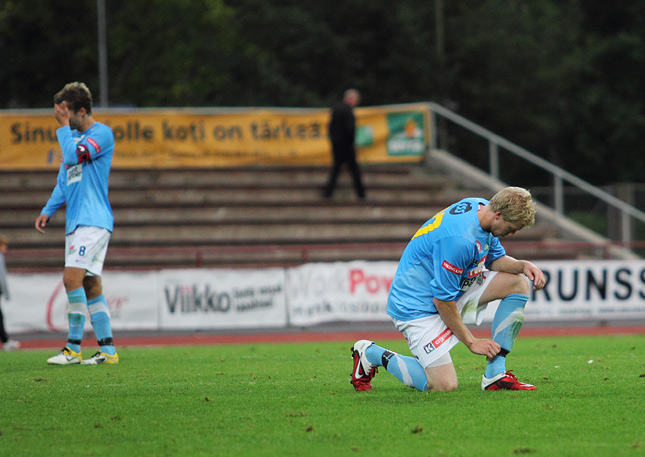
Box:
[1,163,577,272]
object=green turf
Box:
[1,335,643,457]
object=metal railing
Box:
[427,102,645,244]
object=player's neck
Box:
[478,204,493,232]
[78,116,96,133]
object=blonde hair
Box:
[488,187,536,228]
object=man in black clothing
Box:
[323,89,366,199]
[0,234,19,351]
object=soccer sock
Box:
[485,293,529,378]
[365,343,428,391]
[66,288,87,353]
[88,295,116,356]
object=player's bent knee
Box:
[507,273,530,296]
[425,362,458,392]
[428,379,458,392]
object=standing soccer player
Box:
[35,82,118,365]
[351,187,546,392]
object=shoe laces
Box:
[503,370,518,380]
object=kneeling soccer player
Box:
[351,187,546,392]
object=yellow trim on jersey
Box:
[411,209,446,240]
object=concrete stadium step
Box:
[2,221,419,247]
[0,163,566,271]
[2,217,554,250]
[2,204,442,228]
[5,236,570,272]
[0,165,450,191]
[110,166,447,188]
[6,243,410,271]
[0,187,448,210]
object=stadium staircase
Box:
[0,160,590,272]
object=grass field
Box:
[1,334,643,457]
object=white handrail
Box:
[427,102,645,243]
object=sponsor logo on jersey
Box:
[442,260,463,275]
[467,257,487,278]
[460,258,488,290]
[476,241,482,252]
[66,164,82,184]
[449,201,473,215]
[87,137,100,153]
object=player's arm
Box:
[488,255,546,290]
[35,178,65,234]
[35,214,50,234]
[431,236,500,358]
[56,127,92,166]
[53,101,87,166]
[433,297,500,359]
[54,101,70,127]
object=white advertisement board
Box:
[3,272,63,333]
[3,260,644,334]
[287,261,396,326]
[528,260,645,321]
[156,268,287,329]
[4,270,159,333]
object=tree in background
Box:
[1,0,643,186]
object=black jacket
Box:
[328,102,356,159]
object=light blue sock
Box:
[88,295,116,356]
[485,293,529,378]
[66,288,87,353]
[366,343,428,391]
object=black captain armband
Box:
[76,144,91,163]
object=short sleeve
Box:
[484,236,507,268]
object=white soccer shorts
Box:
[391,270,499,369]
[64,226,111,276]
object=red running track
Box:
[14,325,645,350]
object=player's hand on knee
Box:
[522,261,546,290]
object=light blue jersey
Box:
[41,123,114,235]
[387,198,506,321]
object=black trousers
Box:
[0,303,8,343]
[323,156,366,198]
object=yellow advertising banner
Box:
[0,103,430,170]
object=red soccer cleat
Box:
[481,370,536,391]
[350,340,378,391]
